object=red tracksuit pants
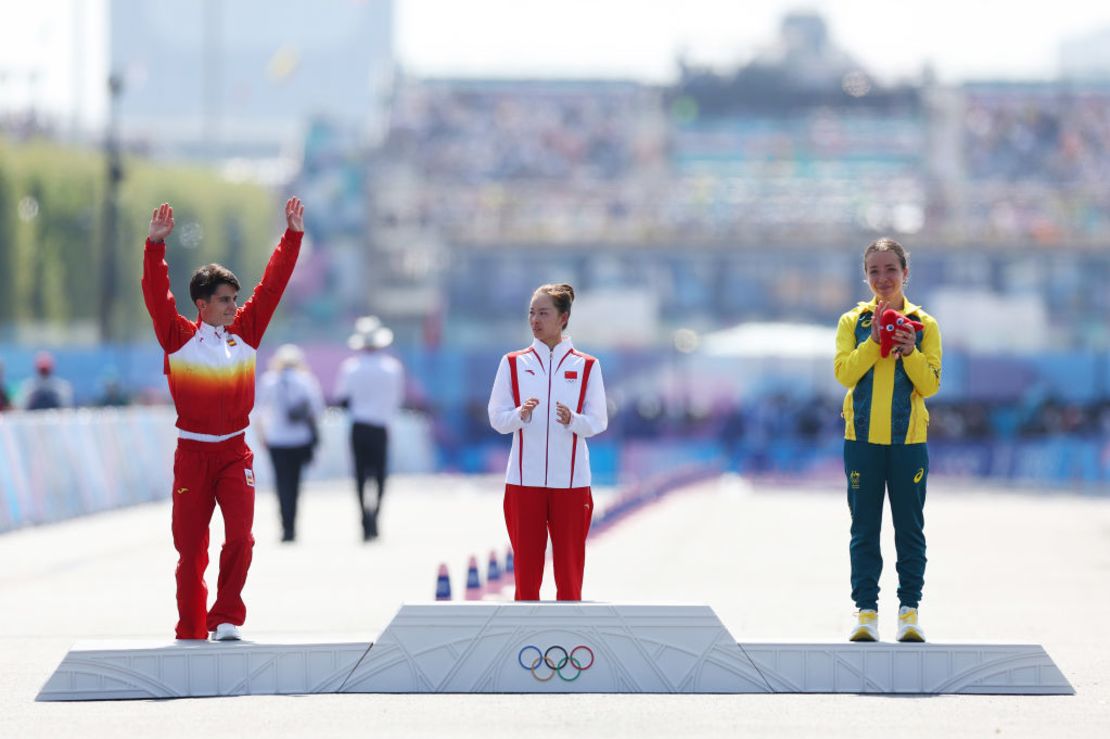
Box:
[171,435,256,639]
[503,484,593,601]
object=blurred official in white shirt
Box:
[334,316,404,541]
[256,344,325,542]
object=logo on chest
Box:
[564,370,578,383]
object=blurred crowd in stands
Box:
[375,77,1110,248]
[959,86,1110,245]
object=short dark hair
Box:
[189,263,240,304]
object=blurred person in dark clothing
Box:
[97,371,132,407]
[335,316,403,541]
[0,360,12,411]
[20,351,73,410]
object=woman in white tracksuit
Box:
[488,283,608,601]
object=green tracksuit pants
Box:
[843,440,928,611]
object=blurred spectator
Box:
[19,352,73,410]
[256,344,325,543]
[96,372,132,407]
[0,360,11,411]
[334,316,404,542]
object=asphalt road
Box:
[1,473,1107,738]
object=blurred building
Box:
[0,0,107,139]
[109,0,394,160]
[1060,27,1110,80]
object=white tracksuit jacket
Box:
[488,338,608,488]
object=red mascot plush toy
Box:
[879,308,924,358]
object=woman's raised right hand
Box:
[870,300,888,345]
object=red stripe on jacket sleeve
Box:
[569,356,596,487]
[508,350,524,485]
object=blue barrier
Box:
[591,464,725,538]
[0,407,435,534]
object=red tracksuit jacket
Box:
[141,230,302,437]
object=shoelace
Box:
[899,609,918,624]
[857,611,877,624]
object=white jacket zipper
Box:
[544,348,554,486]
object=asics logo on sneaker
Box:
[850,610,879,642]
[897,607,925,642]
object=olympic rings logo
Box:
[517,645,595,682]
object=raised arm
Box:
[232,197,305,348]
[140,203,195,354]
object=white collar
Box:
[196,321,228,341]
[531,336,574,357]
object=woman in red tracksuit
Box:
[488,283,608,601]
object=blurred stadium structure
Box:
[3,4,1110,517]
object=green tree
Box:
[0,167,14,323]
[0,136,280,338]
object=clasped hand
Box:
[519,398,573,426]
[870,299,916,357]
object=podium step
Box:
[38,604,1073,700]
[740,642,1073,695]
[37,638,370,701]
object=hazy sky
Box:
[396,0,1110,83]
[4,0,1110,131]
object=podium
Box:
[38,603,1073,700]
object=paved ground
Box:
[1,473,1108,738]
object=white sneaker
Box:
[897,606,926,642]
[212,623,242,641]
[849,609,879,642]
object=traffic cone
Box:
[503,547,514,592]
[485,549,502,596]
[435,563,452,601]
[464,555,482,600]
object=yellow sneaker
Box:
[849,609,879,642]
[897,606,926,642]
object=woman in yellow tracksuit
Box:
[834,238,942,643]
